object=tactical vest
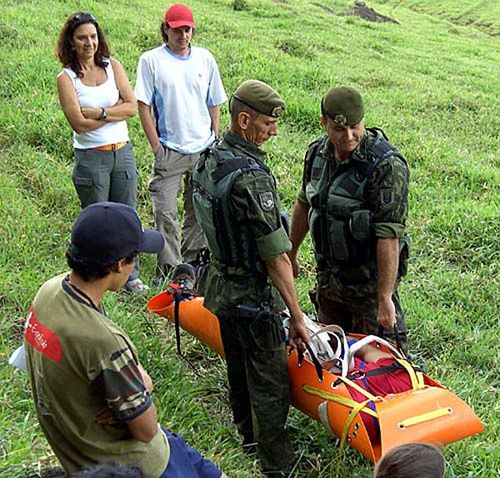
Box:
[305,128,408,281]
[192,147,270,277]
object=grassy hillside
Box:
[1,0,498,477]
[378,0,500,36]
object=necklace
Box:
[64,275,100,312]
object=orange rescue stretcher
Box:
[147,288,483,463]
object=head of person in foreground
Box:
[374,442,446,478]
[73,460,144,478]
[320,85,366,161]
[67,202,164,286]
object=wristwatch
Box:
[99,107,108,121]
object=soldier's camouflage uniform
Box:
[192,131,294,475]
[298,128,410,352]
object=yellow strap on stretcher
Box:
[303,384,380,418]
[304,384,382,451]
[340,398,373,449]
[395,358,426,390]
[398,407,452,428]
[304,359,425,450]
[336,375,379,401]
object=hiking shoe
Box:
[124,278,149,293]
[152,277,165,288]
[171,263,196,289]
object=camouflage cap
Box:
[321,86,364,125]
[231,79,285,118]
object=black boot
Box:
[171,263,196,289]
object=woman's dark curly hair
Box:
[56,12,110,78]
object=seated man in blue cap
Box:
[24,202,226,478]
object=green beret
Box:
[231,80,285,118]
[321,86,364,125]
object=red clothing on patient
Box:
[347,357,412,441]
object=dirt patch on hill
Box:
[343,4,399,24]
[312,2,336,15]
[313,1,399,24]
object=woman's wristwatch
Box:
[99,107,108,121]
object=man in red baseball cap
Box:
[135,4,227,283]
[164,3,195,29]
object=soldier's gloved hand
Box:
[377,297,396,329]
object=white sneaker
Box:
[124,278,149,293]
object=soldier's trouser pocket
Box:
[248,314,285,352]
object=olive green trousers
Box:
[218,311,294,475]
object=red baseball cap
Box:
[164,3,195,28]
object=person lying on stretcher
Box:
[296,318,425,443]
[322,337,414,441]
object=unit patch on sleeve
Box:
[380,189,394,205]
[259,191,275,211]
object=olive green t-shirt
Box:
[24,274,169,477]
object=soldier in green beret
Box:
[192,79,310,476]
[289,86,410,353]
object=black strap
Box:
[297,343,324,382]
[173,289,183,356]
[171,286,200,375]
[211,155,251,181]
[368,126,389,141]
[303,136,327,186]
[333,359,424,387]
[376,321,407,358]
[393,324,407,358]
[354,128,405,183]
[362,360,424,378]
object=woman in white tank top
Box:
[56,12,148,293]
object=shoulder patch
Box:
[259,191,275,211]
[380,188,395,205]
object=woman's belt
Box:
[91,142,128,151]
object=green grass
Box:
[1,0,499,477]
[378,0,500,36]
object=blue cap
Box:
[70,202,164,263]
